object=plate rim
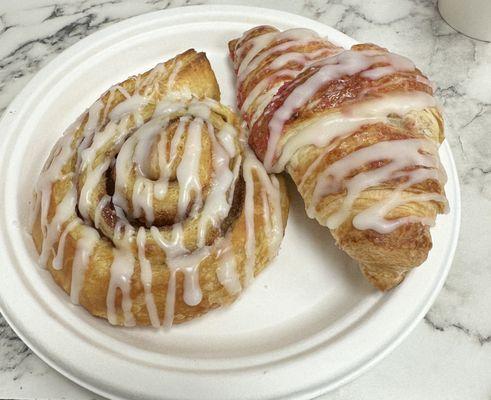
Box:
[0,5,461,400]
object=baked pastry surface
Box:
[229,26,448,290]
[31,49,289,327]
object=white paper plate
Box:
[0,5,460,400]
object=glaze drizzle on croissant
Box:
[31,49,289,327]
[229,26,448,290]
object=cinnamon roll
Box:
[30,49,289,327]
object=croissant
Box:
[229,26,448,290]
[30,49,289,327]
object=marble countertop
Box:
[0,0,490,399]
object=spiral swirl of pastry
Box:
[30,50,289,327]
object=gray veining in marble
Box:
[0,0,490,399]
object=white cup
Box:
[438,0,491,42]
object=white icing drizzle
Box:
[269,49,328,71]
[113,117,164,218]
[107,248,136,326]
[216,256,241,295]
[150,224,187,258]
[132,177,155,225]
[101,88,117,123]
[171,248,210,307]
[260,189,273,259]
[78,159,110,220]
[34,122,100,304]
[242,150,283,285]
[80,121,118,170]
[79,112,136,221]
[237,28,320,81]
[264,49,417,171]
[52,219,79,270]
[154,124,170,200]
[240,73,282,115]
[166,60,183,93]
[154,98,186,116]
[70,226,100,305]
[136,227,160,328]
[151,224,210,329]
[228,155,242,206]
[275,92,437,174]
[242,156,257,286]
[32,132,75,237]
[94,195,111,229]
[39,185,77,266]
[217,123,238,158]
[109,95,149,121]
[136,63,167,95]
[196,122,235,247]
[241,70,297,126]
[187,101,212,120]
[113,85,132,99]
[265,175,283,257]
[239,40,325,83]
[107,227,136,327]
[216,236,241,296]
[77,100,104,167]
[114,205,129,224]
[155,115,187,199]
[236,28,340,127]
[176,117,203,220]
[353,192,445,233]
[308,139,444,233]
[101,85,131,122]
[113,99,224,227]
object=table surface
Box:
[0,0,490,399]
